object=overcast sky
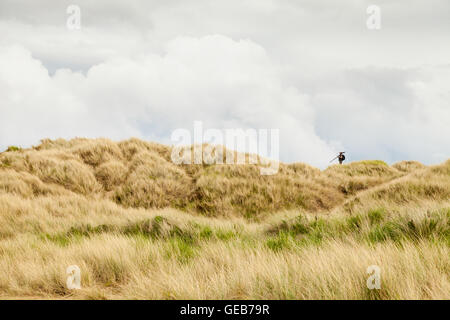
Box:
[0,0,449,168]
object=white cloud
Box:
[0,37,337,167]
[0,0,449,167]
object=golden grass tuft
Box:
[95,160,128,191]
[392,160,425,173]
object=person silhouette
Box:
[338,152,346,164]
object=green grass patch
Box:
[266,232,293,251]
[215,229,237,241]
[267,207,448,247]
[368,208,386,225]
[165,237,197,264]
[6,146,21,152]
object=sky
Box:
[0,0,449,168]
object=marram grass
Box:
[0,138,448,299]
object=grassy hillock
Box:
[0,138,448,299]
[0,138,416,216]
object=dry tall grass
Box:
[0,138,448,299]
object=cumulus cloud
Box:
[0,0,449,167]
[0,45,143,143]
[0,37,336,167]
